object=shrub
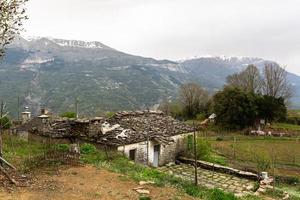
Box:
[209,188,238,200]
[184,137,212,161]
[80,143,97,154]
[253,152,271,172]
[55,144,70,152]
[105,112,116,118]
[60,112,76,118]
[196,139,212,160]
[0,116,11,129]
[139,196,151,200]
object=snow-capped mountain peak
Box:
[23,36,108,49]
[49,38,105,49]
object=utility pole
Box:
[193,121,198,185]
[17,96,20,122]
[75,97,78,119]
[146,133,149,166]
[0,100,4,161]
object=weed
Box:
[80,143,97,154]
[139,196,151,200]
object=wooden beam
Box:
[0,166,17,185]
[0,156,16,170]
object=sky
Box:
[23,0,300,75]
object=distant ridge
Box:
[0,36,299,117]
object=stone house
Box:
[105,111,194,167]
[17,110,194,167]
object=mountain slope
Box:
[0,37,299,117]
[0,37,188,116]
[179,56,300,107]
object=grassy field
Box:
[205,135,300,178]
[270,123,300,132]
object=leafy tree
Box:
[60,112,76,118]
[256,95,287,122]
[212,87,258,129]
[0,0,28,57]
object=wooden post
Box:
[75,97,79,119]
[17,96,20,123]
[233,136,236,159]
[0,101,3,162]
[193,121,198,185]
[104,143,109,160]
[147,134,149,166]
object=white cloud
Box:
[23,0,300,75]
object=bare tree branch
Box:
[226,64,262,93]
[262,63,293,101]
[179,83,209,117]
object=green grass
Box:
[2,134,51,168]
[270,123,300,132]
[265,188,300,200]
[276,184,300,199]
[79,143,260,200]
[208,135,300,179]
[2,136,259,200]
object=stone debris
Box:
[18,110,194,147]
[135,189,150,195]
[254,177,274,196]
[139,181,155,186]
[283,191,290,200]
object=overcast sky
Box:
[23,0,300,75]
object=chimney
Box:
[41,108,46,115]
[21,107,31,124]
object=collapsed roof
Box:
[18,111,194,146]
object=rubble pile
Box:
[19,111,194,147]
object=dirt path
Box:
[0,165,196,200]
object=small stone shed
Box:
[102,111,194,167]
[17,111,194,167]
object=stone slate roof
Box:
[18,111,194,146]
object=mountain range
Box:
[0,37,299,117]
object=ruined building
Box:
[18,110,194,167]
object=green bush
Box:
[0,116,12,129]
[209,188,238,200]
[54,144,70,152]
[139,196,151,200]
[196,139,212,160]
[253,152,271,172]
[196,113,206,121]
[184,137,212,161]
[60,112,76,118]
[105,112,116,118]
[80,143,97,154]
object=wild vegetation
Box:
[2,135,261,200]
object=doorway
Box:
[129,149,136,161]
[153,144,160,167]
